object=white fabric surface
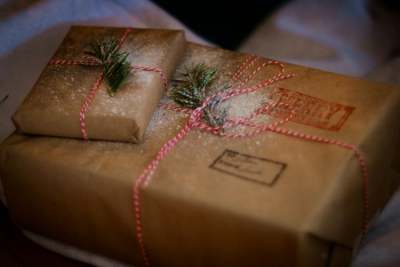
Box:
[240,0,400,76]
[24,230,134,267]
[352,182,400,267]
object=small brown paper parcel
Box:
[1,43,400,267]
[13,26,186,143]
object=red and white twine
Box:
[48,28,168,140]
[48,29,369,266]
[133,55,370,267]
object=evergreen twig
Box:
[169,64,227,127]
[86,38,131,96]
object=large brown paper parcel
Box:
[1,43,400,267]
[12,26,186,143]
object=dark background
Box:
[152,0,400,50]
[152,0,288,49]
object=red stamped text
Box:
[267,88,355,131]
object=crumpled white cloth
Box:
[240,0,400,77]
[24,230,134,267]
[352,183,400,267]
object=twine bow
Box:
[133,55,370,267]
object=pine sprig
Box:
[86,38,131,96]
[169,64,227,127]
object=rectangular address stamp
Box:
[209,149,286,186]
[267,88,355,131]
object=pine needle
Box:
[86,38,131,96]
[169,64,227,127]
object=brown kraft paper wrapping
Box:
[13,26,186,143]
[1,43,400,267]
